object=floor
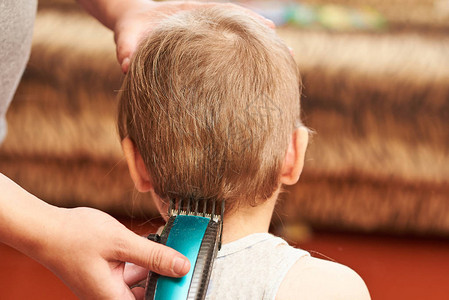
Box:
[1,218,449,299]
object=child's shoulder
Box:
[276,255,370,300]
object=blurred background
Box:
[0,0,448,299]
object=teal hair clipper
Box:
[145,198,224,299]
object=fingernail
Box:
[173,257,189,275]
[266,18,275,28]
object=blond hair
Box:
[118,7,302,209]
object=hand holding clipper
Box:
[145,198,224,300]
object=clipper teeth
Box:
[169,198,224,222]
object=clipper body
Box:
[145,199,224,300]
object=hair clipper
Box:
[144,198,224,299]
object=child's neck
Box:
[221,191,278,245]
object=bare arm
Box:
[0,173,189,299]
[0,173,61,260]
[276,256,371,300]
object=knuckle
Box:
[147,246,165,273]
[113,237,129,261]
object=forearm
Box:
[76,0,151,30]
[0,173,58,261]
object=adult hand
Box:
[39,207,189,299]
[110,0,275,73]
[0,174,188,299]
[83,0,274,73]
[78,0,274,72]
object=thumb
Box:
[115,232,190,277]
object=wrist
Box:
[78,0,156,31]
[16,202,64,269]
[0,174,62,263]
[30,206,66,266]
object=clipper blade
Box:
[169,198,225,224]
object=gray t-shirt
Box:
[206,233,310,299]
[0,0,37,143]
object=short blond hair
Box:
[118,7,302,209]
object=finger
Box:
[256,14,276,29]
[225,3,275,29]
[121,57,131,74]
[246,11,276,28]
[124,263,149,286]
[288,46,295,57]
[116,233,190,277]
[131,286,145,300]
[95,265,137,300]
[115,28,140,73]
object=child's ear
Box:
[280,127,309,185]
[121,137,153,192]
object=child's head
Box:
[118,7,307,212]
